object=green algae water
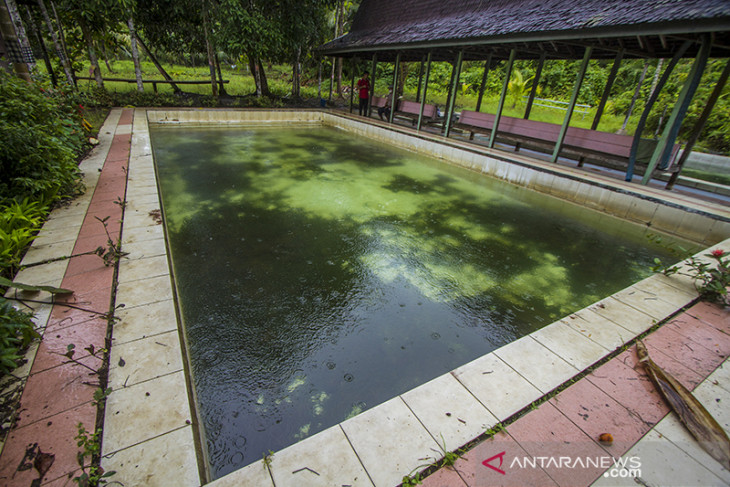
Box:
[150,124,682,479]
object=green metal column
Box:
[591,49,623,131]
[349,58,355,113]
[523,51,546,120]
[667,58,730,190]
[416,55,425,103]
[641,37,710,185]
[551,46,592,163]
[367,54,377,117]
[489,49,517,148]
[417,52,433,131]
[475,54,492,112]
[444,50,464,138]
[625,40,691,181]
[388,53,400,124]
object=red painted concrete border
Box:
[0,109,132,486]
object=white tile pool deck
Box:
[1,108,729,486]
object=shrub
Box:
[0,72,86,204]
[0,298,39,375]
[0,198,48,275]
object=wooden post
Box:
[444,50,464,138]
[641,37,710,185]
[551,46,592,163]
[417,52,432,131]
[489,49,517,149]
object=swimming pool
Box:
[149,122,689,479]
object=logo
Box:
[482,451,507,475]
[480,450,642,480]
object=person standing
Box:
[357,71,370,116]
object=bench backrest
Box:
[371,96,388,108]
[397,100,437,118]
[458,110,662,160]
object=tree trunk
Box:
[79,17,103,88]
[334,0,343,95]
[0,1,31,81]
[317,57,322,99]
[100,41,114,73]
[215,53,226,95]
[136,34,181,93]
[621,60,649,132]
[292,46,301,98]
[249,55,261,97]
[127,16,143,92]
[25,5,56,85]
[649,58,663,99]
[49,0,74,85]
[6,0,34,69]
[37,0,73,85]
[258,58,270,97]
[201,0,218,97]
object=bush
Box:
[0,198,48,275]
[0,72,86,204]
[0,298,39,375]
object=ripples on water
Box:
[151,125,685,479]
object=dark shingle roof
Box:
[321,0,730,61]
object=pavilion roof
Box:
[320,0,730,61]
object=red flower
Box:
[711,249,725,257]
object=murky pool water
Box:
[150,124,682,479]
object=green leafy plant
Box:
[73,423,116,487]
[654,248,729,305]
[0,71,86,204]
[0,298,39,375]
[0,198,49,275]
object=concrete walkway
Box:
[0,108,728,486]
[420,302,730,486]
[0,108,130,486]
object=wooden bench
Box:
[454,110,678,174]
[370,96,388,109]
[394,99,438,125]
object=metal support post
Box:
[388,53,400,124]
[551,46,592,163]
[641,36,710,185]
[417,52,432,131]
[489,49,517,148]
[445,50,464,138]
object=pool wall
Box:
[96,108,730,486]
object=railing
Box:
[75,76,229,93]
[523,96,591,119]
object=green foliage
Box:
[0,198,48,275]
[74,422,116,487]
[653,248,729,305]
[0,298,39,375]
[0,71,85,204]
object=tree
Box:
[36,0,74,85]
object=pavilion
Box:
[320,0,730,187]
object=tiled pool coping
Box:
[2,108,729,486]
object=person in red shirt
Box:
[357,71,370,116]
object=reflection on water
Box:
[150,125,683,479]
